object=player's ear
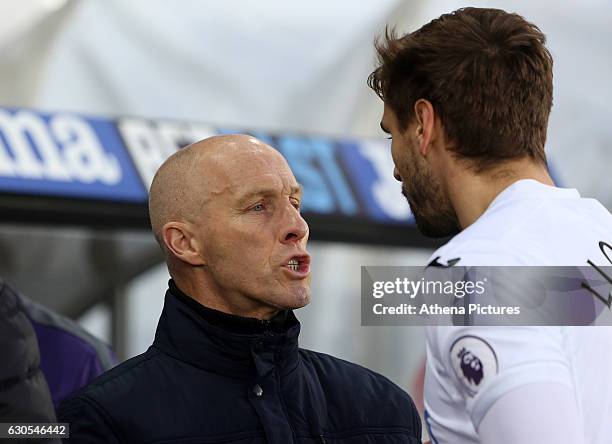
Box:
[414,99,435,157]
[162,221,206,266]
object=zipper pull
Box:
[319,434,326,443]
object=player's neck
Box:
[448,158,554,230]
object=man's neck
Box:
[170,273,279,320]
[448,159,554,230]
[169,280,288,334]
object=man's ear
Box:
[162,221,206,266]
[413,99,436,157]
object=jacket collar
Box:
[152,283,301,379]
[168,280,290,335]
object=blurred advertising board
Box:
[0,107,433,246]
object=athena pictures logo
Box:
[450,336,498,397]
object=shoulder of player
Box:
[427,192,551,266]
[431,327,565,397]
[428,237,525,267]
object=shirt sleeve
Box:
[438,326,575,430]
[478,383,585,444]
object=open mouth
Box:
[287,258,300,271]
[285,255,310,273]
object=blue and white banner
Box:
[0,108,146,202]
[0,107,413,225]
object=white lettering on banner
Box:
[157,121,215,155]
[0,110,45,179]
[19,113,71,181]
[358,140,411,221]
[118,118,169,190]
[118,118,215,190]
[157,121,194,158]
[0,129,14,175]
[0,110,121,184]
[51,115,121,185]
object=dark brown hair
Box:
[368,7,553,170]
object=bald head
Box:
[148,134,291,251]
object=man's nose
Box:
[280,205,309,244]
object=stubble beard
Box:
[401,171,461,239]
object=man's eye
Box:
[252,203,265,212]
[291,199,300,210]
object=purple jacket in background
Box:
[18,295,118,408]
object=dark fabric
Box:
[169,280,289,334]
[58,286,421,443]
[19,294,118,408]
[0,279,58,444]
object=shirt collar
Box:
[487,179,580,213]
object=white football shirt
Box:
[424,179,612,444]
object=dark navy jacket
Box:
[58,285,421,443]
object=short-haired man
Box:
[369,7,612,444]
[58,135,422,443]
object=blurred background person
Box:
[19,292,117,408]
[0,278,57,442]
[0,276,116,418]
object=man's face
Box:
[381,105,460,238]
[195,146,311,315]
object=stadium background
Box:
[0,0,610,431]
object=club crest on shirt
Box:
[450,336,498,397]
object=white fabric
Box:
[424,179,612,444]
[478,383,584,444]
[35,0,401,136]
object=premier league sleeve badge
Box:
[449,335,499,397]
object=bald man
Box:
[58,135,421,444]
